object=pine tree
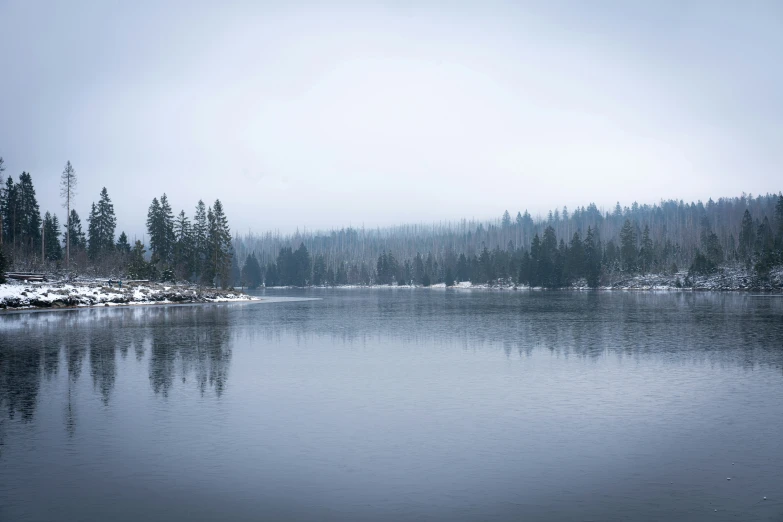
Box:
[159,194,176,264]
[16,172,42,254]
[265,261,279,287]
[87,203,99,260]
[206,200,232,287]
[86,188,117,261]
[0,245,6,283]
[501,210,511,228]
[42,212,62,261]
[456,253,469,282]
[445,266,455,287]
[738,209,755,261]
[241,252,263,289]
[96,187,117,254]
[1,175,16,246]
[293,242,311,286]
[619,219,637,272]
[146,195,175,266]
[567,231,584,280]
[193,200,208,279]
[116,232,131,254]
[776,194,783,251]
[173,210,194,279]
[584,226,601,288]
[127,241,149,279]
[63,210,86,253]
[639,225,653,273]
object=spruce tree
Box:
[738,209,755,261]
[173,210,194,279]
[445,266,454,287]
[43,212,62,261]
[159,194,176,264]
[193,200,208,279]
[146,196,174,266]
[96,187,117,255]
[639,225,653,273]
[567,231,584,280]
[116,232,131,254]
[241,252,263,289]
[584,226,601,288]
[16,172,42,253]
[206,200,232,287]
[1,176,16,247]
[63,210,86,253]
[128,241,149,279]
[87,203,99,260]
[0,245,6,283]
[619,219,638,272]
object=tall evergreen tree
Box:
[116,232,131,254]
[146,194,176,266]
[0,245,6,283]
[173,210,194,279]
[738,209,755,261]
[193,200,208,278]
[619,219,638,272]
[584,226,601,288]
[96,187,117,254]
[87,188,117,260]
[16,172,42,253]
[639,225,653,273]
[567,231,584,280]
[64,210,86,253]
[127,241,149,279]
[42,212,62,261]
[776,194,783,250]
[241,252,263,289]
[1,175,15,247]
[206,200,232,287]
[87,203,99,260]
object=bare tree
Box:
[0,156,4,247]
[60,161,77,268]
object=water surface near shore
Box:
[1,290,782,521]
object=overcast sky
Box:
[0,1,781,238]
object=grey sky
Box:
[1,1,781,238]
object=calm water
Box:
[1,290,782,522]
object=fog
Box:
[1,1,781,237]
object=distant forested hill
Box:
[234,193,783,288]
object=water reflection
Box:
[0,304,233,436]
[1,293,782,436]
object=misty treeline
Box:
[235,192,783,288]
[0,157,234,287]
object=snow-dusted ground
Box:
[0,281,259,310]
[267,266,783,292]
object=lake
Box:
[1,289,782,521]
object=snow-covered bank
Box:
[0,281,259,310]
[266,267,783,292]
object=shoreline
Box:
[263,267,783,293]
[0,281,260,313]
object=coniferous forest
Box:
[0,158,234,287]
[234,193,783,289]
[1,155,781,289]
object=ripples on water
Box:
[1,290,782,521]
